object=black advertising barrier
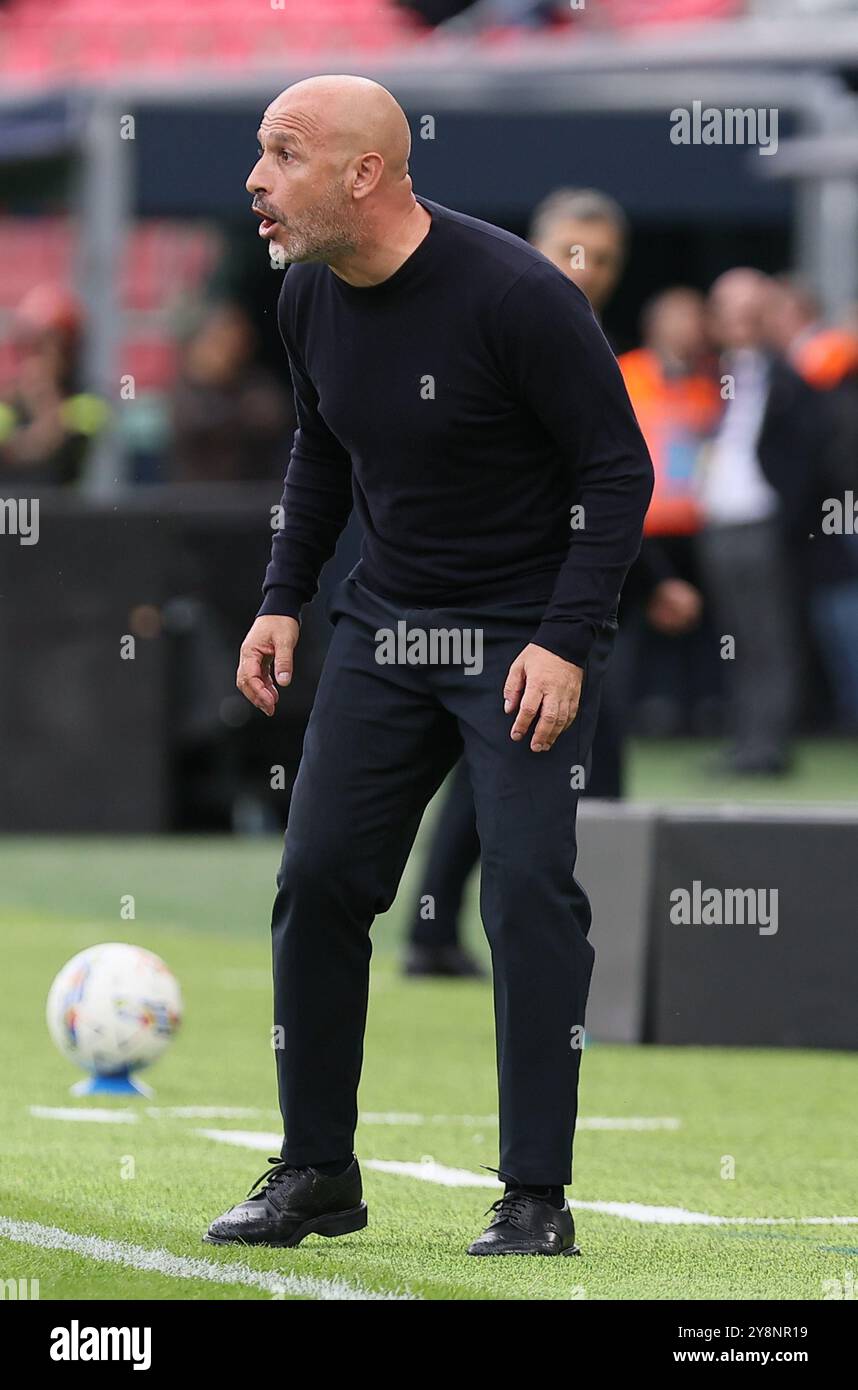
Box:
[577,801,657,1045]
[0,487,323,832]
[0,500,170,832]
[644,807,858,1050]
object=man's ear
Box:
[352,152,384,200]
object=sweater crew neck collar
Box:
[327,197,437,299]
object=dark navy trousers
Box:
[271,572,615,1185]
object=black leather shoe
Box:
[403,943,488,978]
[204,1155,367,1248]
[467,1189,581,1257]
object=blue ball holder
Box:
[71,1070,154,1098]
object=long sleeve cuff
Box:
[256,585,306,622]
[531,618,599,669]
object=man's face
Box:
[245,98,361,263]
[650,294,709,367]
[763,285,810,354]
[708,279,769,352]
[534,216,625,313]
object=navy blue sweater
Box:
[258,196,653,666]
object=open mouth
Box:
[253,206,280,240]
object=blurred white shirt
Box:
[698,349,779,525]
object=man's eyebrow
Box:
[256,127,302,149]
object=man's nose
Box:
[246,160,267,195]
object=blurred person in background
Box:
[696,268,823,774]
[0,284,108,489]
[766,275,858,495]
[621,287,719,546]
[403,190,702,976]
[169,301,295,483]
[164,301,303,835]
[397,0,573,33]
[533,192,705,691]
[765,275,858,730]
[615,287,718,725]
[530,186,629,324]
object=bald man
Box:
[205,75,653,1257]
[698,268,818,774]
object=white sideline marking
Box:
[577,1117,681,1131]
[199,1127,282,1150]
[198,1134,858,1225]
[147,1106,269,1120]
[198,1136,500,1188]
[0,1217,416,1302]
[367,1158,498,1188]
[364,1112,437,1126]
[30,1104,680,1131]
[366,1168,858,1225]
[361,1113,500,1126]
[30,1106,138,1124]
[362,1114,681,1130]
[567,1200,858,1226]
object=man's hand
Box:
[503,643,584,752]
[646,578,702,635]
[236,615,300,717]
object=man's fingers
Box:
[531,700,569,752]
[273,639,294,687]
[235,617,300,716]
[237,647,277,716]
[512,691,579,751]
[238,673,276,716]
[503,656,526,714]
[259,652,279,701]
[510,681,543,742]
[506,645,584,750]
[246,676,277,716]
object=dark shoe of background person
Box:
[708,749,792,778]
[467,1189,581,1257]
[728,750,792,776]
[404,943,487,978]
[204,1156,366,1248]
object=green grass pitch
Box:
[0,826,856,1302]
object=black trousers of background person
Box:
[696,518,797,766]
[271,572,615,1185]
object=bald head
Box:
[272,75,411,178]
[246,74,415,265]
[708,268,772,351]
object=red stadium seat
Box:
[595,0,742,26]
[0,216,219,397]
[0,0,417,78]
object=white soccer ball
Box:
[46,943,182,1076]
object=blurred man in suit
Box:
[697,269,822,773]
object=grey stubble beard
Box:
[279,182,367,265]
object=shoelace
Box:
[245,1156,305,1199]
[484,1190,532,1224]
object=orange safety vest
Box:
[792,328,858,392]
[620,347,721,537]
